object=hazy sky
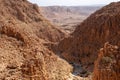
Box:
[28,0,119,6]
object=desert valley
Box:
[41,6,101,33]
[0,0,119,80]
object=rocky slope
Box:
[0,0,66,42]
[93,42,120,80]
[41,6,101,33]
[58,1,120,73]
[0,0,73,80]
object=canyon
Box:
[58,1,120,71]
[0,0,119,80]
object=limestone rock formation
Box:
[58,2,120,71]
[93,42,120,80]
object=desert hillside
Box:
[0,0,73,80]
[41,6,101,33]
[0,0,66,42]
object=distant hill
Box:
[41,6,102,33]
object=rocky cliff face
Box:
[0,0,72,80]
[58,2,120,71]
[93,42,120,80]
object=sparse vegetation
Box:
[100,56,112,64]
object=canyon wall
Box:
[58,2,120,71]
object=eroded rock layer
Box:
[93,42,120,80]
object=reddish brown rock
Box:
[21,59,47,80]
[0,0,66,42]
[0,0,72,80]
[58,2,120,70]
[93,42,120,80]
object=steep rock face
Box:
[58,2,120,70]
[93,42,120,80]
[0,0,72,80]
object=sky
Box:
[28,0,119,6]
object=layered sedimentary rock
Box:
[93,42,120,80]
[58,2,120,71]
